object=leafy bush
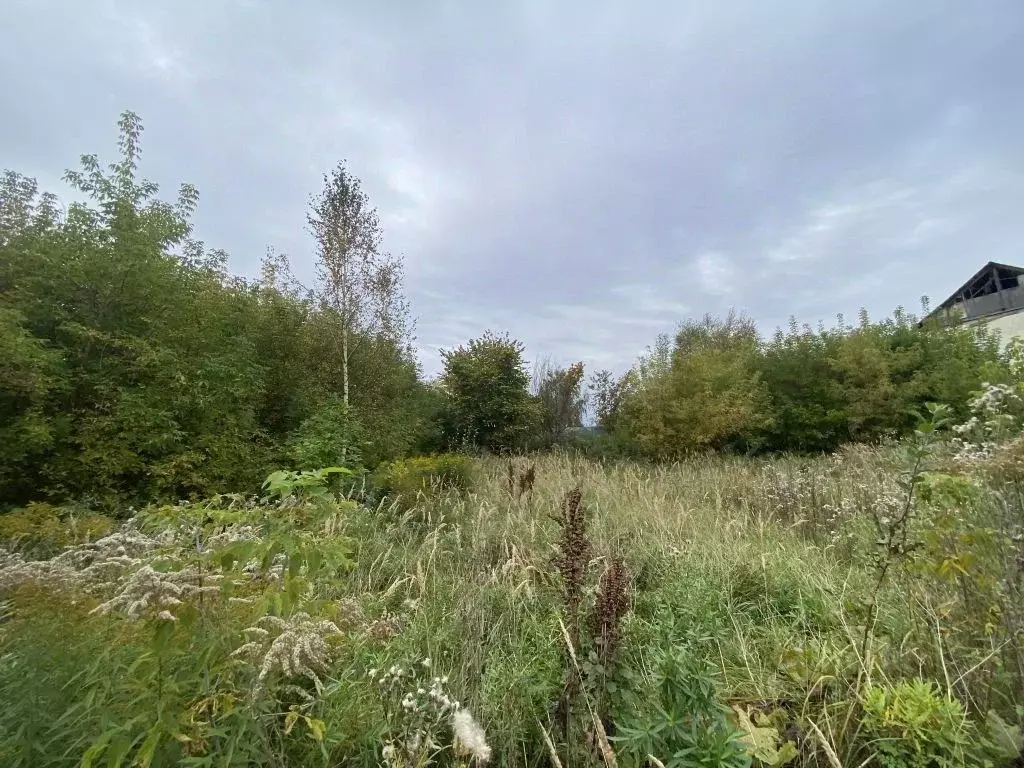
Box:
[438,331,540,452]
[0,503,115,556]
[614,645,751,768]
[606,308,1008,459]
[373,454,474,508]
[0,113,426,508]
[860,680,974,768]
[287,400,365,472]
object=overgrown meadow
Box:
[4,111,1024,767]
[3,389,1024,767]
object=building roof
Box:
[933,261,1024,313]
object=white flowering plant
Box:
[372,659,491,766]
[231,611,343,702]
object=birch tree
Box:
[307,162,410,406]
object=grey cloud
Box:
[2,0,1023,377]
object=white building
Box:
[929,262,1024,347]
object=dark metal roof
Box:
[934,261,1024,312]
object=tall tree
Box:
[533,358,586,445]
[439,331,538,452]
[588,369,629,433]
[307,162,410,406]
[616,315,772,457]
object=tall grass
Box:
[1,443,1023,766]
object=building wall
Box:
[966,308,1024,348]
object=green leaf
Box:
[105,732,132,767]
[81,730,113,768]
[135,725,163,768]
[774,740,798,766]
[733,706,795,766]
[986,710,1023,759]
[319,466,352,476]
[306,717,326,742]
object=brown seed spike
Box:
[553,487,590,624]
[592,556,631,667]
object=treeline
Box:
[0,112,1012,506]
[591,309,1006,458]
[0,114,436,507]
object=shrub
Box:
[373,454,474,508]
[860,680,975,768]
[287,400,365,472]
[614,645,751,768]
[438,331,539,452]
[0,503,115,556]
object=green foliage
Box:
[732,707,797,767]
[608,307,1008,458]
[0,503,115,555]
[614,646,751,768]
[617,315,772,457]
[534,360,586,446]
[983,710,1024,764]
[373,454,474,508]
[4,447,1024,766]
[589,368,630,434]
[262,466,353,504]
[439,331,539,452]
[859,680,974,768]
[0,112,426,507]
[288,400,364,471]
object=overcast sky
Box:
[2,1,1023,376]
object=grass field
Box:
[2,441,1023,767]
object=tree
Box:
[534,359,586,445]
[439,331,538,452]
[307,162,410,407]
[616,314,772,457]
[759,317,850,451]
[0,112,431,506]
[588,369,629,433]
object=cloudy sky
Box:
[2,1,1023,376]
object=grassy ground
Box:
[1,445,1023,766]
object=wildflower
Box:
[452,709,491,764]
[232,612,342,699]
[89,565,221,621]
[406,732,422,754]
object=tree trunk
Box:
[341,257,350,408]
[342,322,349,408]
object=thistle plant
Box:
[951,382,1022,463]
[373,659,491,766]
[451,708,492,765]
[860,403,949,658]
